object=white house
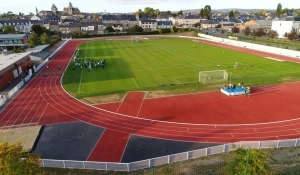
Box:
[0,20,32,33]
[271,20,300,38]
[139,19,157,31]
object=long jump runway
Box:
[1,38,300,162]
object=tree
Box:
[203,5,211,19]
[257,9,267,16]
[144,7,155,17]
[3,25,15,34]
[28,12,34,16]
[231,27,240,33]
[286,31,299,41]
[200,8,204,18]
[229,10,234,18]
[40,32,50,44]
[0,139,42,174]
[126,25,143,34]
[227,148,270,175]
[254,28,266,37]
[75,30,83,38]
[105,26,115,32]
[135,9,143,15]
[234,10,239,15]
[31,24,45,37]
[134,25,143,32]
[268,30,278,39]
[276,3,282,15]
[18,12,24,18]
[157,28,163,34]
[6,11,14,19]
[177,10,183,16]
[244,27,250,36]
[27,31,40,48]
[155,9,160,17]
[170,27,174,33]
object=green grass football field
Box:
[62,38,300,98]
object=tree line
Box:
[230,26,300,41]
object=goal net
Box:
[199,70,228,84]
[131,36,143,42]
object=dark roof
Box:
[113,24,123,27]
[62,19,80,23]
[81,22,99,27]
[101,14,137,21]
[157,13,169,19]
[181,15,200,19]
[0,19,30,24]
[294,17,300,21]
[141,19,156,22]
[200,20,219,24]
[30,20,44,24]
[49,21,59,25]
[229,19,243,23]
[59,24,81,28]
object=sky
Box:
[0,0,298,15]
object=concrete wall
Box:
[198,33,300,59]
[271,21,294,38]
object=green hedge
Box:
[231,35,300,47]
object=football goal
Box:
[131,36,143,42]
[199,70,228,85]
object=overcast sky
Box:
[0,0,298,15]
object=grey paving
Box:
[33,121,105,161]
[121,135,222,163]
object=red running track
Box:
[1,37,300,161]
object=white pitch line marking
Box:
[295,129,299,132]
[127,71,139,88]
[253,128,257,132]
[231,133,234,137]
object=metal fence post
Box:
[295,139,298,147]
[127,163,129,172]
[223,144,226,152]
[83,161,85,169]
[206,148,208,156]
[168,156,170,164]
[186,151,189,160]
[63,160,65,168]
[149,159,151,167]
[277,140,280,148]
[42,159,45,167]
[106,163,107,171]
[258,141,261,149]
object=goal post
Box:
[199,70,228,84]
[131,36,143,42]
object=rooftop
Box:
[29,44,50,53]
[0,51,32,74]
[0,34,27,39]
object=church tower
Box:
[51,3,58,16]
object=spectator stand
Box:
[29,44,51,62]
